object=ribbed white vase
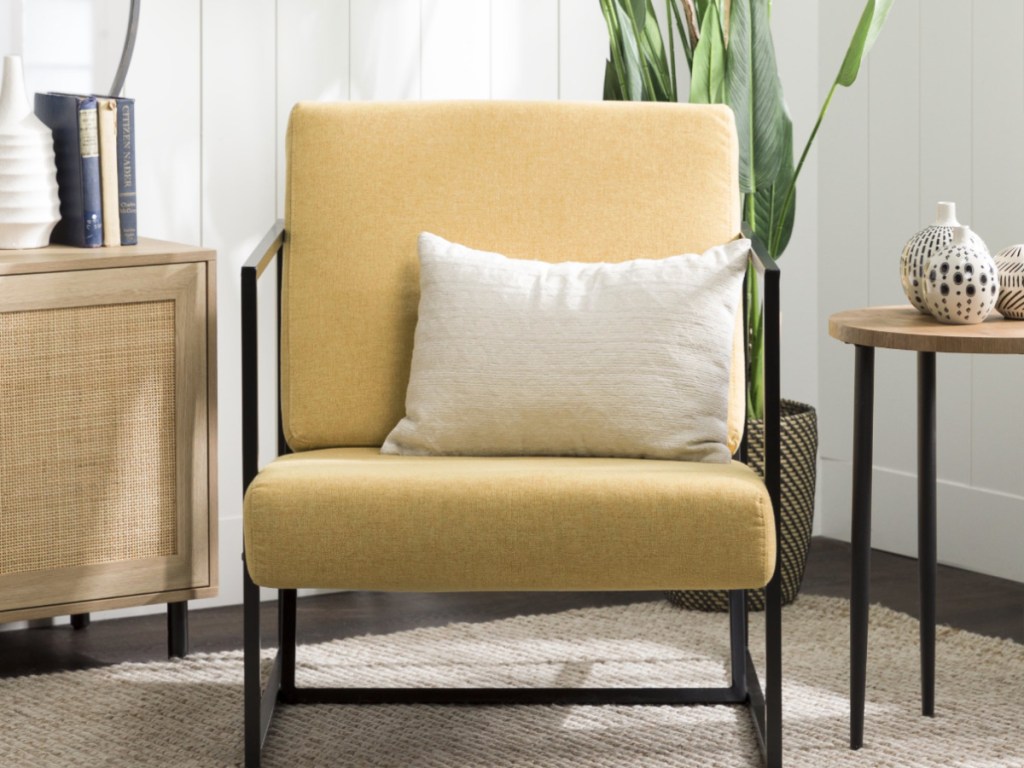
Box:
[0,55,60,249]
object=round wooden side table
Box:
[828,305,1024,750]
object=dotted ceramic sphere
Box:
[922,236,998,324]
[901,222,987,314]
[994,244,1024,319]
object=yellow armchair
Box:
[241,101,782,767]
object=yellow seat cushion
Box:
[243,448,775,592]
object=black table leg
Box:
[918,351,937,717]
[850,344,875,750]
[70,613,90,630]
[167,601,189,658]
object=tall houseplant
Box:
[601,0,892,609]
[600,0,893,419]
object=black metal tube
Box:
[850,344,875,749]
[241,222,284,768]
[918,351,937,717]
[243,564,264,767]
[280,589,298,701]
[108,0,140,96]
[728,590,748,698]
[760,240,782,768]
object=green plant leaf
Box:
[599,0,632,100]
[641,0,675,100]
[837,0,895,87]
[688,0,725,104]
[629,0,647,25]
[617,0,659,99]
[750,107,795,258]
[671,0,695,70]
[612,0,646,98]
[726,0,783,194]
[603,58,624,99]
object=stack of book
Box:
[34,93,137,248]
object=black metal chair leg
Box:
[918,351,937,717]
[280,589,298,701]
[244,558,265,768]
[850,344,875,749]
[728,590,748,699]
[765,573,782,768]
[167,601,188,658]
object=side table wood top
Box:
[829,305,1024,354]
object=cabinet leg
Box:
[168,601,189,658]
[70,613,90,630]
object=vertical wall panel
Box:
[816,1,871,476]
[351,0,420,100]
[421,0,490,99]
[202,0,277,607]
[125,0,201,245]
[920,1,973,486]
[559,0,608,100]
[0,1,22,59]
[277,0,350,216]
[867,0,920,475]
[815,3,872,543]
[971,0,1024,497]
[491,0,558,100]
[772,0,819,411]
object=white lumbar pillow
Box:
[381,232,749,463]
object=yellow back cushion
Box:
[282,101,742,451]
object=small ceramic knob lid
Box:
[935,202,959,227]
[952,225,972,246]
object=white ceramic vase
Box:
[922,226,999,324]
[994,244,1024,319]
[0,55,60,249]
[900,202,988,314]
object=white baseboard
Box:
[821,458,1024,584]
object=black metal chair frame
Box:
[240,220,783,768]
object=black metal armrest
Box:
[244,220,285,275]
[741,222,781,563]
[242,220,286,491]
[742,224,782,763]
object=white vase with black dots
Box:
[994,244,1024,319]
[922,226,999,324]
[900,202,988,314]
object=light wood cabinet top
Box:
[0,238,215,276]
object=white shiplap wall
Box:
[818,0,1024,583]
[2,0,829,625]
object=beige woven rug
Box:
[1,595,1021,767]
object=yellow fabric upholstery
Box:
[281,101,743,452]
[244,448,775,592]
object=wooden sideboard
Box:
[0,239,217,656]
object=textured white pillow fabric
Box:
[381,233,750,463]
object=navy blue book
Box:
[113,96,137,245]
[34,93,103,247]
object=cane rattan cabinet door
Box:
[0,251,216,621]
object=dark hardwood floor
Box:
[1,536,1020,679]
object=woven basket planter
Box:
[667,399,818,612]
